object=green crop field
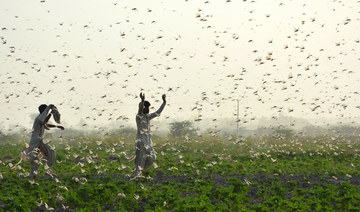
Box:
[0,132,359,211]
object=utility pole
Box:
[237,99,239,135]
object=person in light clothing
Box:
[134,92,166,177]
[21,104,64,179]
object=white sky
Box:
[1,0,360,132]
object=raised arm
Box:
[45,113,52,124]
[137,92,145,116]
[46,124,65,130]
[38,105,53,124]
[42,105,64,130]
[149,94,166,120]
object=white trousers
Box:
[21,137,55,176]
[134,139,156,176]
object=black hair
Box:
[38,104,47,113]
[144,101,151,108]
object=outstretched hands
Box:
[45,124,65,130]
[140,92,166,103]
[140,92,145,101]
[57,125,65,130]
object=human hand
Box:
[140,92,145,101]
[57,126,65,130]
[162,94,166,103]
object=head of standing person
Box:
[143,101,150,114]
[38,104,47,114]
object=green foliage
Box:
[169,121,197,138]
[0,133,359,210]
[272,126,294,140]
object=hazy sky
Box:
[1,0,360,132]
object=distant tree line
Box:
[1,121,359,141]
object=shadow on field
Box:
[37,170,360,187]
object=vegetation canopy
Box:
[0,129,359,211]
